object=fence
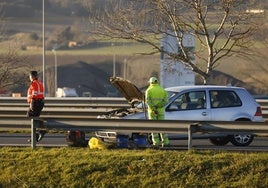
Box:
[29,118,268,150]
[0,97,267,119]
[0,97,267,150]
[0,97,129,119]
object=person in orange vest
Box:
[145,77,169,147]
[27,71,46,142]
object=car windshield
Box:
[167,91,178,101]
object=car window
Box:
[167,91,206,111]
[167,91,178,100]
[209,90,242,108]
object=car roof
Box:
[165,85,244,92]
[109,77,246,104]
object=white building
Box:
[160,31,195,88]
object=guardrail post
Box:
[188,124,193,150]
[188,123,199,150]
[30,119,37,149]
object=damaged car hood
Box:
[110,77,145,106]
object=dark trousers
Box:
[27,99,44,118]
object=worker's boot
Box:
[151,133,161,147]
[37,130,47,142]
[160,133,170,147]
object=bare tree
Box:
[0,48,29,90]
[0,3,6,42]
[0,5,29,94]
[87,0,259,84]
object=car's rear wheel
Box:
[209,137,230,146]
[228,119,254,147]
[229,134,254,146]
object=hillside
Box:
[41,54,266,97]
[0,1,268,97]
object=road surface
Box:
[0,133,268,151]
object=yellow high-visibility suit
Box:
[145,81,169,146]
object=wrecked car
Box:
[96,77,264,147]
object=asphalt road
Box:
[0,133,268,151]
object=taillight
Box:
[255,106,263,116]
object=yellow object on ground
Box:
[88,137,107,149]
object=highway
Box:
[1,133,267,151]
[0,97,267,151]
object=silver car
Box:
[97,77,264,147]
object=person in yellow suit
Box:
[145,77,169,147]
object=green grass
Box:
[0,147,267,187]
[60,44,156,56]
[13,42,157,56]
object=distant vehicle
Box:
[56,87,78,97]
[97,77,265,147]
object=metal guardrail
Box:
[256,99,268,110]
[0,107,112,119]
[0,97,130,118]
[0,97,267,119]
[0,97,267,150]
[0,97,129,108]
[1,97,267,108]
[29,118,268,150]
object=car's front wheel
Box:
[229,134,254,146]
[209,137,230,146]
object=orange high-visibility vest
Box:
[27,79,44,103]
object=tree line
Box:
[0,0,267,95]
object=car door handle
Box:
[201,112,207,116]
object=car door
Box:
[165,90,211,121]
[209,89,243,121]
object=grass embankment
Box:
[0,147,267,188]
